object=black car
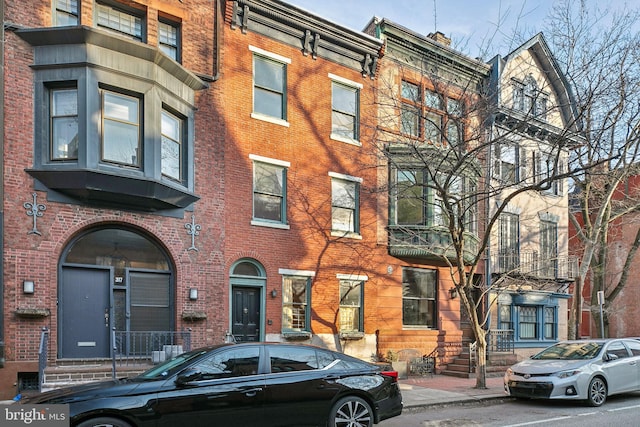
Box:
[20,342,403,427]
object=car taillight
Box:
[381,371,398,382]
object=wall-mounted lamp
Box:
[449,287,458,299]
[271,289,278,298]
[189,288,198,301]
[23,280,35,295]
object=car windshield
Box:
[532,342,603,360]
[138,349,211,379]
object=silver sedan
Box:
[504,338,640,406]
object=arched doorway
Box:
[59,227,173,358]
[230,259,266,342]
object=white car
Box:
[504,338,640,406]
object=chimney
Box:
[427,31,451,47]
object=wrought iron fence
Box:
[111,329,192,376]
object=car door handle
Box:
[244,387,263,397]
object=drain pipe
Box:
[0,1,6,368]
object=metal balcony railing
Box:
[388,225,478,263]
[492,251,577,280]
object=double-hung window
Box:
[494,143,518,184]
[535,152,564,195]
[282,275,310,332]
[158,20,180,62]
[251,155,289,226]
[101,90,140,167]
[499,213,519,272]
[96,2,144,42]
[161,110,184,182]
[540,220,558,278]
[518,306,537,339]
[330,74,361,142]
[339,279,364,333]
[544,307,556,339]
[251,47,289,122]
[54,0,79,26]
[402,268,437,328]
[401,81,420,137]
[330,172,361,235]
[51,88,78,160]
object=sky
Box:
[285,0,640,59]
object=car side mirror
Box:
[604,353,619,362]
[175,368,203,385]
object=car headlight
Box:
[555,370,580,379]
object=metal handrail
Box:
[38,327,49,392]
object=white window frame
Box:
[249,46,291,127]
[329,172,362,239]
[329,74,362,145]
[250,154,290,229]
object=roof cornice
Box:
[228,0,383,77]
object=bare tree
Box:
[542,0,640,339]
[367,18,585,388]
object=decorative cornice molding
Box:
[228,0,382,77]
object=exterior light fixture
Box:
[189,288,198,301]
[23,280,35,294]
[271,289,278,298]
[449,287,458,299]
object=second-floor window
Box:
[54,0,79,26]
[330,174,360,235]
[499,212,519,271]
[161,110,184,182]
[252,156,288,225]
[540,220,558,277]
[101,90,140,167]
[51,87,78,160]
[96,2,144,41]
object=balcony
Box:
[492,251,577,280]
[388,225,478,263]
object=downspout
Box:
[0,2,6,367]
[196,0,223,82]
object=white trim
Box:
[328,171,363,183]
[249,45,291,64]
[278,269,316,277]
[250,112,290,127]
[328,73,363,89]
[251,220,290,230]
[249,154,291,168]
[330,133,362,146]
[330,231,362,240]
[336,273,368,281]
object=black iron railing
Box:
[38,327,49,392]
[111,329,192,377]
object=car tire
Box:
[586,376,607,407]
[76,417,132,427]
[329,396,373,427]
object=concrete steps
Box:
[42,360,152,391]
